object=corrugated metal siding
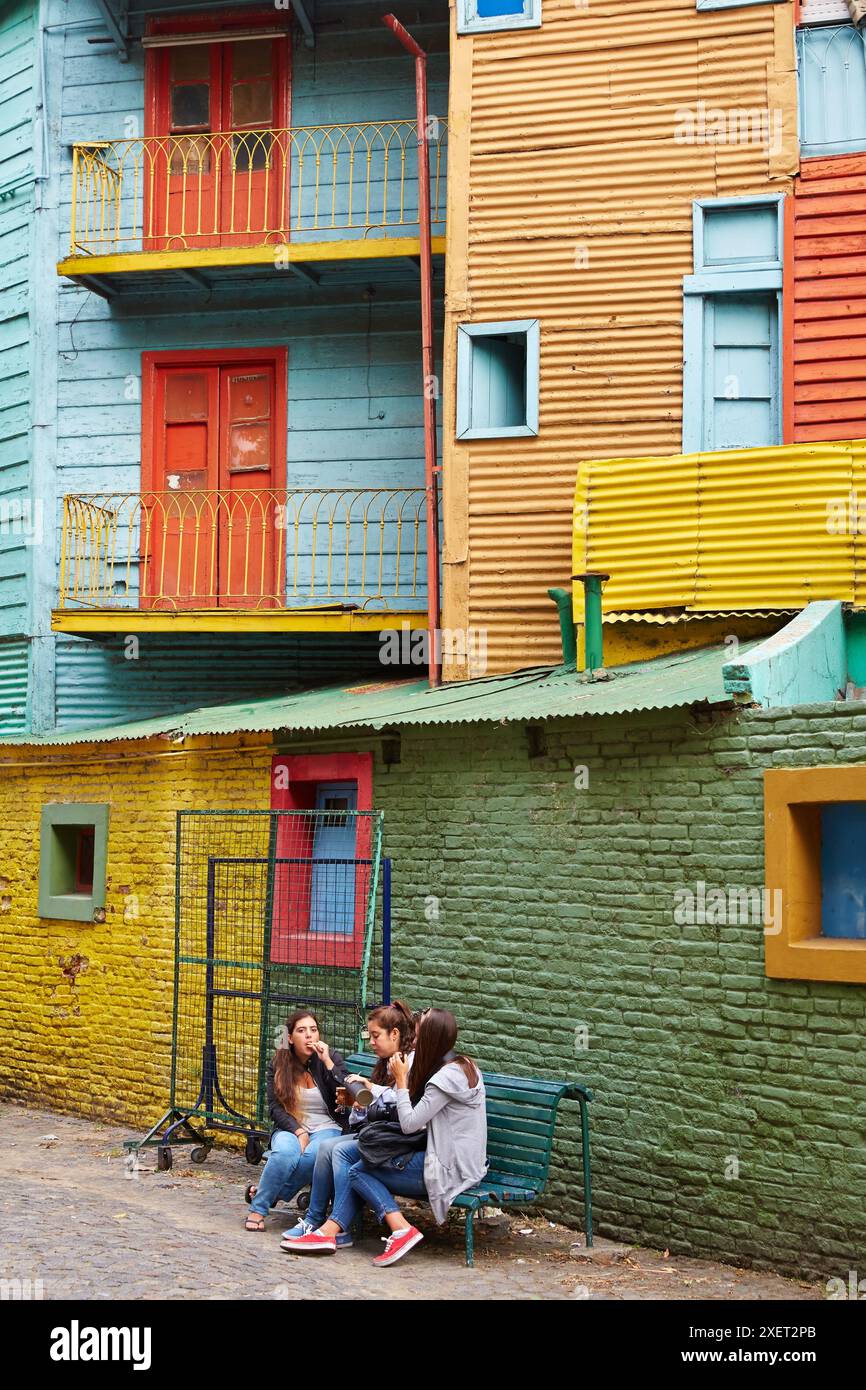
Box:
[573,440,865,617]
[791,154,866,443]
[0,637,28,733]
[0,0,34,640]
[442,0,797,674]
[2,638,762,746]
[54,634,408,730]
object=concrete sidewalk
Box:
[0,1103,823,1301]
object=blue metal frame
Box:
[692,196,785,276]
[382,856,392,1002]
[457,0,542,35]
[456,318,540,440]
[797,23,866,159]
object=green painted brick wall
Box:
[365,700,866,1281]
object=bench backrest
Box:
[345,1054,579,1195]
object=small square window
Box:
[765,768,866,984]
[457,0,541,35]
[692,198,784,275]
[38,804,109,923]
[456,320,540,440]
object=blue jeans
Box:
[306,1134,360,1228]
[343,1150,428,1225]
[249,1126,342,1216]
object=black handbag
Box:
[356,1097,426,1166]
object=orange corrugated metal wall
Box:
[442,0,797,678]
[789,153,866,443]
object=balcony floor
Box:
[57,237,447,300]
[51,606,428,636]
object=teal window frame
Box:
[456,319,540,440]
[683,198,784,453]
[457,0,542,35]
[38,803,109,923]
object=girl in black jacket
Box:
[245,1009,349,1231]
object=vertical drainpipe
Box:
[382,14,442,687]
[573,572,609,676]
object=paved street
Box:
[0,1103,825,1302]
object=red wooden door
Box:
[144,365,220,608]
[220,38,290,248]
[219,363,280,607]
[142,352,286,610]
[145,26,290,251]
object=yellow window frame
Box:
[765,765,866,985]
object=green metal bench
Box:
[346,1053,593,1267]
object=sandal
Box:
[245,1212,265,1232]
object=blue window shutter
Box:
[704,294,778,451]
[472,336,526,429]
[798,25,866,156]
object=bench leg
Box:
[465,1208,475,1268]
[579,1097,593,1247]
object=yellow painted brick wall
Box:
[0,735,272,1128]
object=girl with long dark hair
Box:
[281,999,416,1249]
[288,1008,486,1265]
[244,1009,349,1231]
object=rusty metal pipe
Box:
[382,13,441,687]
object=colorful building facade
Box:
[3,0,866,1280]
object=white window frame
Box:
[696,0,784,10]
[457,0,542,36]
[456,319,540,441]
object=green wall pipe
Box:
[547,588,577,669]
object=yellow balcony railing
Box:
[57,489,428,613]
[68,120,447,256]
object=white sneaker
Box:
[282,1218,315,1240]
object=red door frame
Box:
[270,753,374,968]
[141,347,288,608]
[144,8,291,250]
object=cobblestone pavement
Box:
[0,1103,823,1302]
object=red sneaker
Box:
[282,1230,336,1255]
[373,1226,424,1267]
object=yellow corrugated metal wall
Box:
[573,439,866,617]
[441,0,798,676]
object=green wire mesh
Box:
[172,809,384,1131]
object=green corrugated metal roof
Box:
[0,640,759,747]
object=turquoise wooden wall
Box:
[32,0,448,731]
[0,0,35,732]
[54,632,408,729]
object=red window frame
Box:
[270,753,374,968]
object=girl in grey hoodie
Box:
[351,1008,487,1266]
